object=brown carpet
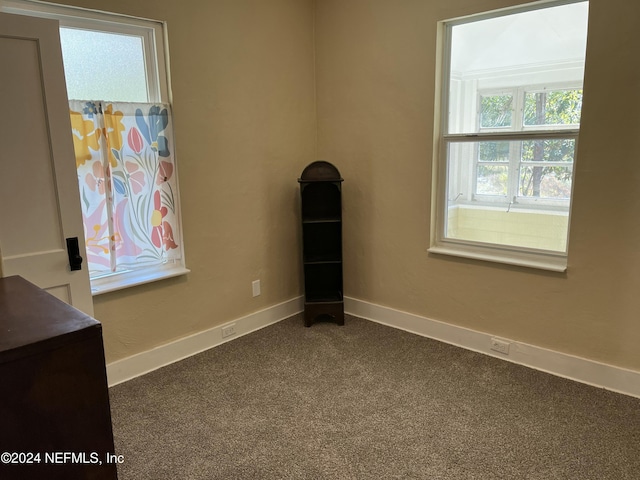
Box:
[109,314,640,479]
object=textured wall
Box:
[43,0,640,374]
[54,0,317,363]
[315,0,640,371]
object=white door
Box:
[0,13,93,316]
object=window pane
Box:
[446,142,570,252]
[476,165,508,195]
[480,94,512,128]
[519,165,572,199]
[447,139,575,200]
[447,2,588,134]
[524,90,583,126]
[447,141,511,198]
[60,28,149,102]
[521,139,576,163]
[479,141,510,162]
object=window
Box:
[1,0,187,293]
[474,86,580,204]
[431,1,589,271]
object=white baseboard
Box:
[344,296,640,399]
[106,296,304,387]
[107,294,640,399]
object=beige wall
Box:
[54,0,316,363]
[45,0,640,373]
[315,0,640,371]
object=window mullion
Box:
[507,88,522,200]
[508,141,521,201]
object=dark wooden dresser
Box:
[0,276,118,480]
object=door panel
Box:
[0,13,93,316]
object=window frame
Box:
[1,0,188,293]
[0,0,169,104]
[430,0,588,272]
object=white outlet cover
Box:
[490,338,510,354]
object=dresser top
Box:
[0,276,100,360]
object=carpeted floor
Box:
[109,314,640,479]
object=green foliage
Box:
[524,90,582,126]
[479,141,510,162]
[520,139,574,198]
[477,89,581,198]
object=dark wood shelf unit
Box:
[301,182,342,220]
[298,161,344,327]
[305,291,344,303]
[302,221,342,264]
[301,218,341,224]
[304,256,342,264]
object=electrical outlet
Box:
[222,323,236,338]
[490,337,510,355]
[252,280,261,297]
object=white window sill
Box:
[90,265,190,295]
[428,244,567,272]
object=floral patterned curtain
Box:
[70,101,181,277]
